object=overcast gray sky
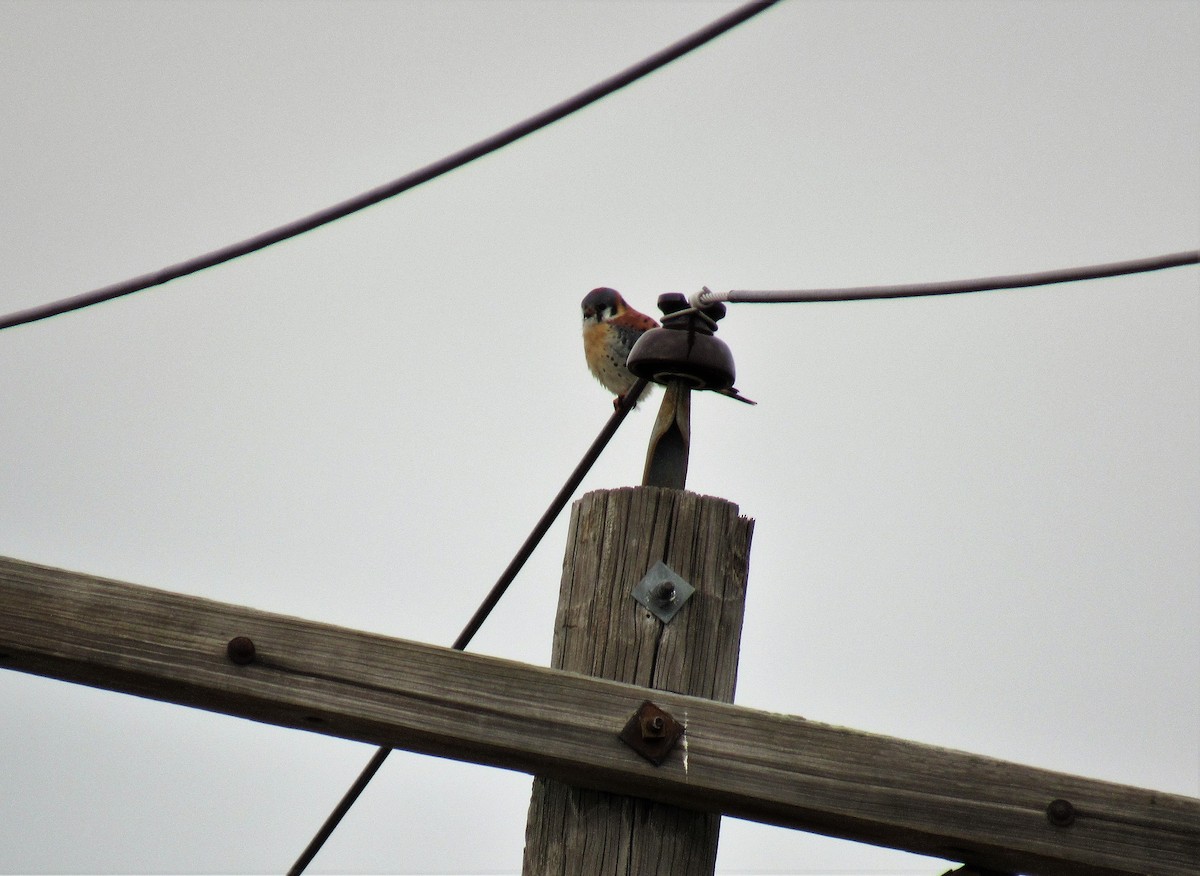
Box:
[1,1,1198,874]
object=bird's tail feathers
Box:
[717,388,756,405]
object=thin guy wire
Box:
[287,379,649,876]
[0,0,779,332]
[690,250,1200,307]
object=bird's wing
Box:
[610,321,649,357]
[621,311,659,332]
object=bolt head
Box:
[619,700,685,765]
[1046,798,1076,827]
[640,714,667,739]
[226,636,256,665]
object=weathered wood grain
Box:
[522,487,754,875]
[1,553,1196,875]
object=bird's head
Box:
[581,287,626,325]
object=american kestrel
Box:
[581,287,657,408]
[581,287,756,408]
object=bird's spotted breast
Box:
[583,322,638,396]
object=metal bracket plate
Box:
[618,700,685,765]
[631,560,695,623]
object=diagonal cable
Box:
[0,1,779,332]
[287,380,648,876]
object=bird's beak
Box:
[582,306,595,319]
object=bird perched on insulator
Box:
[581,287,755,408]
[581,287,656,408]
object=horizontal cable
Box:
[0,0,780,332]
[691,250,1200,307]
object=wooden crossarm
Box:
[2,554,1196,875]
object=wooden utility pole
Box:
[522,486,754,875]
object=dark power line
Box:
[0,0,780,332]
